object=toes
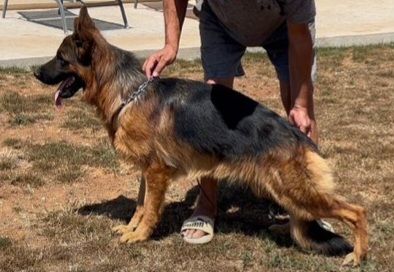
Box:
[182,229,207,239]
[181,228,210,240]
[184,229,194,238]
[112,225,130,235]
[120,233,132,243]
[342,252,360,267]
[342,252,354,266]
[185,229,193,238]
[120,231,147,244]
[191,230,206,239]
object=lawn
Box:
[0,44,393,271]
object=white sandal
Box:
[180,215,215,244]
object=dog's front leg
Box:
[129,175,147,228]
[113,175,146,234]
[119,162,172,243]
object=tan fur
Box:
[68,8,368,266]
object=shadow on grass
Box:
[77,183,293,248]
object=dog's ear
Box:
[72,6,97,65]
[75,7,94,33]
[73,6,97,40]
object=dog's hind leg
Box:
[263,150,368,266]
[289,199,368,267]
[112,176,146,235]
[119,162,173,243]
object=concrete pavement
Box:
[0,0,393,67]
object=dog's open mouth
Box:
[55,75,85,108]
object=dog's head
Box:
[34,6,101,107]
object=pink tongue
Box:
[54,90,63,109]
[54,77,72,109]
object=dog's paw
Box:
[112,224,131,235]
[119,230,149,244]
[342,252,360,267]
[127,220,140,231]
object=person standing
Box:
[144,0,319,244]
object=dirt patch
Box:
[0,45,394,271]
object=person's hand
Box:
[288,105,314,138]
[143,44,177,78]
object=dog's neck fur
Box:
[83,42,146,138]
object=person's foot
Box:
[181,178,217,242]
[192,0,203,17]
[181,215,215,244]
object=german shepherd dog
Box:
[34,7,368,266]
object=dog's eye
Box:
[75,40,83,48]
[60,58,69,66]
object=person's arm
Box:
[143,0,188,78]
[287,21,317,141]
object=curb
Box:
[1,33,394,68]
[0,47,202,69]
[316,32,394,48]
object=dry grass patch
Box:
[1,138,119,186]
[62,108,102,131]
[0,92,53,126]
[0,45,393,271]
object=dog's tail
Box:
[291,219,353,256]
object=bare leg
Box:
[279,80,292,116]
[182,176,218,239]
[206,77,234,88]
[182,77,233,241]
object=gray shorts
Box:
[199,1,316,83]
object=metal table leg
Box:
[117,0,129,28]
[2,0,9,18]
[55,0,68,34]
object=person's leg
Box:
[263,22,318,143]
[182,177,217,239]
[265,22,333,233]
[279,80,291,115]
[206,78,234,87]
[182,77,234,240]
[182,1,245,242]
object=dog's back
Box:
[150,79,317,159]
